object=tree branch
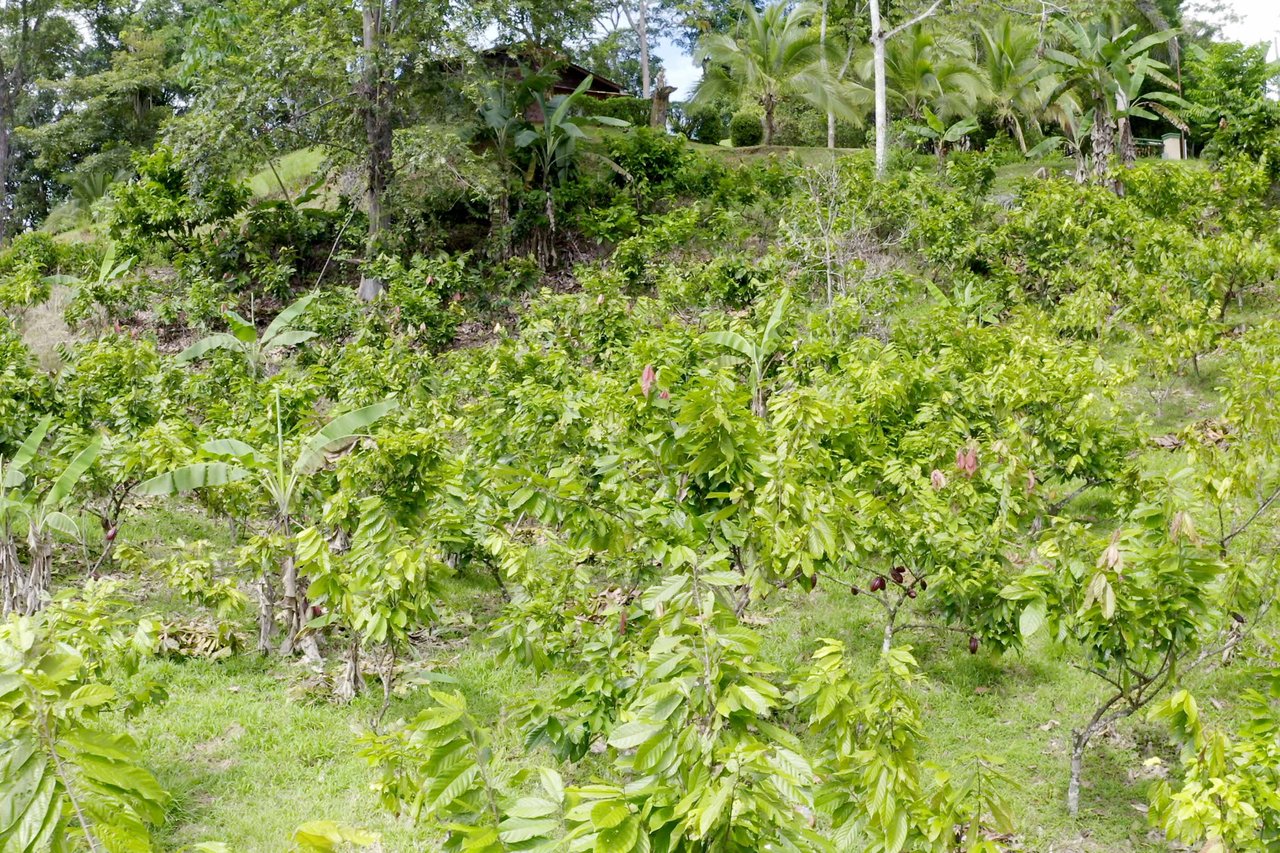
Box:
[885,0,943,39]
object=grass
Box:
[246,148,329,200]
[122,549,1270,851]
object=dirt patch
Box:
[19,284,79,369]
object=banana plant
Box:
[515,75,628,264]
[177,291,317,376]
[701,287,791,418]
[1,417,103,616]
[137,395,396,656]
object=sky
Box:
[650,0,1280,100]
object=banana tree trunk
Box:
[1091,106,1115,184]
[22,531,52,615]
[335,637,362,703]
[1,537,23,616]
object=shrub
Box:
[730,110,764,147]
[0,232,93,314]
[773,98,864,148]
[670,100,728,143]
[606,128,693,189]
[584,95,650,127]
[0,319,49,452]
[946,151,996,196]
[364,253,466,349]
[108,146,249,256]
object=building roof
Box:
[481,45,628,98]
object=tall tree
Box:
[867,0,947,176]
[175,0,471,300]
[975,16,1050,152]
[694,0,858,146]
[1046,19,1179,180]
[0,0,77,240]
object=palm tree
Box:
[694,1,861,146]
[859,24,982,123]
[975,16,1051,153]
[1045,19,1179,180]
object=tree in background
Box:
[0,0,79,241]
[1181,40,1280,158]
[694,1,862,146]
[1046,19,1179,180]
[975,16,1051,153]
[861,23,982,123]
[866,0,950,176]
[176,0,472,300]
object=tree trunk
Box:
[820,0,834,150]
[0,83,14,245]
[335,637,362,703]
[870,0,889,177]
[762,94,776,146]
[278,552,306,657]
[1091,106,1114,184]
[637,0,650,98]
[1,537,22,616]
[650,72,675,130]
[1067,728,1087,816]
[23,532,52,615]
[359,1,394,302]
[256,573,274,654]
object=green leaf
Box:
[223,311,257,343]
[4,416,52,485]
[177,333,243,364]
[0,737,60,852]
[606,721,664,750]
[261,293,316,345]
[1019,599,1047,637]
[262,329,317,352]
[136,463,251,496]
[294,400,397,476]
[595,815,638,853]
[43,436,102,512]
[591,800,629,830]
[291,820,380,851]
[698,783,731,837]
[701,330,756,361]
[43,512,81,540]
[201,439,264,463]
[498,816,559,843]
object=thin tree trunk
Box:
[637,0,650,98]
[335,637,362,702]
[821,0,834,150]
[359,1,394,302]
[1067,730,1087,816]
[763,94,776,146]
[0,84,14,245]
[870,0,888,176]
[256,573,274,654]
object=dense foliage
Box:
[2,0,1280,850]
